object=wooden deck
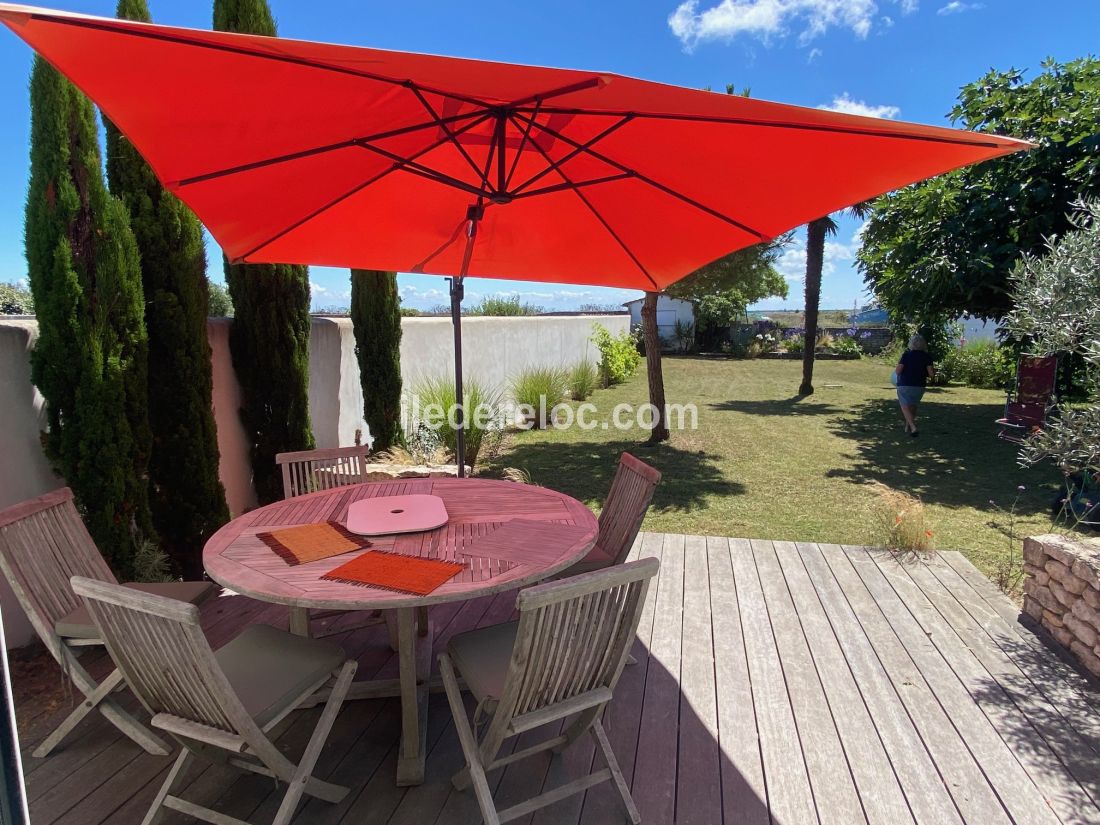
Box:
[13,534,1100,825]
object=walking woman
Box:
[895,334,935,436]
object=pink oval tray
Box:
[345,494,449,536]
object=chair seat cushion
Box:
[216,624,345,727]
[447,620,519,704]
[56,580,217,640]
[560,543,614,578]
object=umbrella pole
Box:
[451,204,483,478]
[449,274,466,478]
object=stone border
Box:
[1022,534,1100,676]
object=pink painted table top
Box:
[203,478,599,609]
[346,494,449,536]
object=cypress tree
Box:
[25,57,156,579]
[105,0,229,578]
[213,0,315,505]
[350,270,404,452]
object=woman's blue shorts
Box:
[897,386,925,406]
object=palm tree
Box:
[799,203,871,396]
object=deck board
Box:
[12,534,1100,825]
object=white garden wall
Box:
[0,312,627,647]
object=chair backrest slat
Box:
[71,577,262,743]
[595,454,661,567]
[0,488,115,646]
[275,446,371,499]
[497,559,658,723]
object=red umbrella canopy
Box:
[0,4,1031,291]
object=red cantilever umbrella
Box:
[0,3,1030,469]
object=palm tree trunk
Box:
[799,218,828,396]
[642,291,669,443]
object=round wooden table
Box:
[203,477,598,785]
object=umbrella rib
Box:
[513,173,633,199]
[511,114,659,290]
[503,98,542,191]
[173,111,483,188]
[353,142,492,199]
[407,86,492,190]
[511,110,768,241]
[509,114,634,197]
[31,13,496,110]
[517,106,1014,149]
[238,113,494,261]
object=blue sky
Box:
[0,0,1096,312]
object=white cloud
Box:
[817,92,900,119]
[807,47,823,62]
[775,223,864,286]
[668,0,917,49]
[310,281,328,296]
[937,1,982,14]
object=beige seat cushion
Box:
[56,580,217,640]
[215,624,345,727]
[447,620,519,704]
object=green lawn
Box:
[487,356,1077,591]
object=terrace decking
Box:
[13,534,1100,825]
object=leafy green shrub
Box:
[414,376,503,468]
[511,367,568,428]
[673,319,695,354]
[568,361,598,401]
[591,324,641,386]
[470,295,542,316]
[939,341,1014,389]
[0,282,33,315]
[828,335,862,357]
[783,334,805,354]
[207,280,233,317]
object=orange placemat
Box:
[258,522,370,566]
[321,551,465,595]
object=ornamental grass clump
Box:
[511,367,569,428]
[867,482,936,555]
[414,376,503,468]
[568,361,598,401]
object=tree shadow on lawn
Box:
[490,439,744,516]
[825,396,1054,512]
[710,397,844,417]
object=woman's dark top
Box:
[898,350,934,386]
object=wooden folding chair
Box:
[71,576,358,825]
[439,557,659,825]
[275,445,373,499]
[274,445,396,641]
[0,488,215,757]
[559,453,661,578]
